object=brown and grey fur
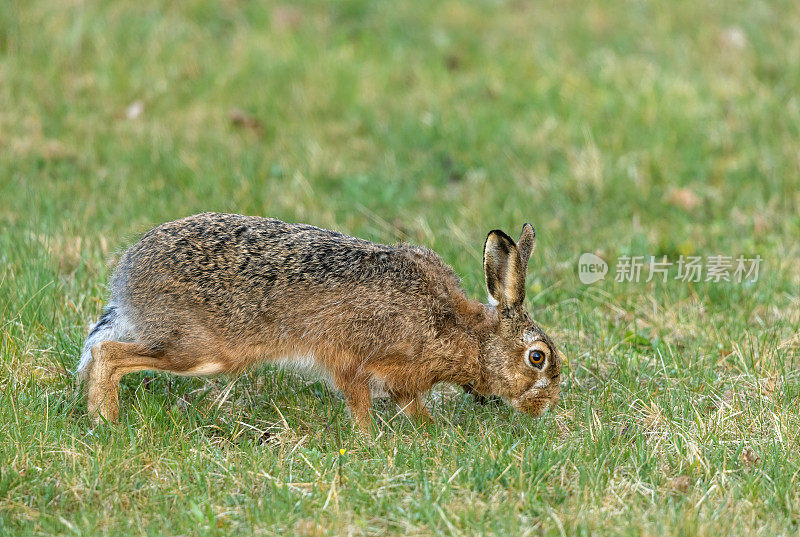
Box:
[77,213,561,431]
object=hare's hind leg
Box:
[87,341,172,423]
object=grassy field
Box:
[2,0,800,535]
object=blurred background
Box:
[1,2,800,533]
[3,0,798,348]
[3,0,800,369]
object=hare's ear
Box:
[484,230,526,310]
[517,223,536,269]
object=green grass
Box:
[2,0,800,534]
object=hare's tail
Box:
[76,305,132,377]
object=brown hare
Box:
[77,213,561,431]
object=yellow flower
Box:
[339,448,346,455]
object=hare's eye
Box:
[528,350,545,367]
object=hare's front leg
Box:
[86,341,171,423]
[393,392,433,424]
[335,373,374,433]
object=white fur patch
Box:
[487,293,499,307]
[274,356,389,400]
[112,311,136,342]
[533,377,550,389]
[76,304,136,375]
[273,354,335,387]
[368,375,390,399]
[177,362,229,376]
[523,332,538,345]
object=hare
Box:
[77,213,561,430]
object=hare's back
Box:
[108,213,465,353]
[114,212,445,304]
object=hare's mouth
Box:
[507,389,557,417]
[533,401,551,417]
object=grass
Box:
[1,0,800,534]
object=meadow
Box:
[1,0,799,535]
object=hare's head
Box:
[480,224,561,417]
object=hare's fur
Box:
[78,213,560,430]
